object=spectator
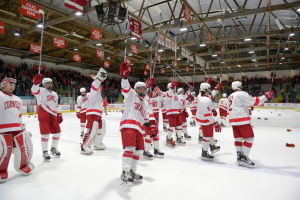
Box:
[103,97,108,115]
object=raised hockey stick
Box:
[144,39,152,78]
[166,65,191,87]
[272,19,284,88]
[152,6,162,78]
[168,30,177,81]
[38,9,45,74]
[123,0,130,61]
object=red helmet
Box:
[1,77,16,89]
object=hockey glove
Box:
[76,112,81,119]
[154,86,161,93]
[145,78,156,89]
[147,91,154,98]
[187,96,194,103]
[148,121,158,137]
[212,108,217,117]
[213,121,221,132]
[214,83,223,91]
[57,113,63,124]
[263,91,274,100]
[170,81,178,89]
[206,77,213,85]
[120,62,129,79]
[188,85,193,91]
[33,74,43,85]
[184,109,189,118]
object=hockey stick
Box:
[272,19,284,88]
[38,9,45,74]
[217,19,226,83]
[152,6,162,78]
[168,31,176,81]
[144,39,152,78]
[123,0,130,61]
[166,65,191,87]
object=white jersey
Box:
[119,79,150,134]
[31,84,58,116]
[228,91,267,126]
[86,79,103,116]
[146,98,155,121]
[160,97,167,113]
[195,95,215,126]
[77,93,90,113]
[218,98,228,111]
[177,91,191,111]
[149,94,162,113]
[192,90,218,111]
[190,98,197,111]
[165,89,180,115]
[0,91,22,133]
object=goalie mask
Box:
[134,81,147,97]
[1,77,16,89]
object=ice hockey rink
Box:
[1,108,300,200]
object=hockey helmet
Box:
[199,83,211,92]
[167,83,172,89]
[42,78,52,86]
[232,81,242,90]
[191,92,195,96]
[134,81,147,97]
[1,77,16,89]
[80,88,86,93]
[222,93,227,98]
[177,88,184,94]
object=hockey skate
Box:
[239,153,255,168]
[80,132,84,138]
[184,133,191,139]
[221,122,226,128]
[198,136,203,144]
[201,149,214,161]
[237,151,242,162]
[94,143,106,150]
[163,124,168,132]
[209,144,221,154]
[143,150,154,160]
[130,169,143,183]
[50,147,61,157]
[166,137,176,147]
[177,137,186,146]
[120,171,133,186]
[154,148,164,157]
[43,151,51,161]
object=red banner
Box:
[131,44,138,54]
[73,54,81,62]
[0,21,4,34]
[125,58,131,66]
[184,4,191,23]
[156,54,161,62]
[220,46,224,55]
[30,44,40,53]
[21,0,41,20]
[53,37,65,49]
[91,27,102,41]
[129,18,142,40]
[161,68,165,74]
[144,70,148,76]
[186,66,189,72]
[207,30,212,43]
[146,64,150,70]
[96,50,104,58]
[104,61,110,68]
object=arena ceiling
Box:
[0,0,299,78]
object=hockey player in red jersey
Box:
[228,81,274,167]
[119,62,158,186]
[161,92,168,132]
[76,88,90,138]
[196,82,222,160]
[218,93,228,127]
[0,77,35,181]
[81,68,107,154]
[31,75,63,161]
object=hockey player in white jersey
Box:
[0,77,34,182]
[228,81,274,167]
[76,88,90,137]
[218,93,228,127]
[31,75,63,161]
[196,82,222,160]
[80,68,107,154]
[160,92,168,132]
[149,87,163,126]
[189,92,196,126]
[119,62,158,186]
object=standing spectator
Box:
[15,84,21,96]
[103,97,108,115]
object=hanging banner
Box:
[73,54,81,62]
[30,44,41,53]
[220,46,225,55]
[206,63,209,69]
[91,27,102,41]
[184,4,191,23]
[144,70,148,76]
[146,64,150,70]
[156,54,161,62]
[207,30,212,43]
[181,48,186,57]
[129,66,131,72]
[0,21,4,34]
[229,55,231,63]
[53,37,65,49]
[21,0,41,20]
[186,50,190,58]
[189,55,193,62]
[103,61,110,68]
[165,38,171,49]
[186,66,189,72]
[171,41,176,51]
[161,68,165,74]
[125,58,131,66]
[158,35,165,46]
[131,44,138,54]
[96,50,104,58]
[129,18,142,40]
[64,0,86,13]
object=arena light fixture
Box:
[237,64,241,68]
[96,43,102,46]
[180,21,187,31]
[158,49,164,52]
[37,20,43,28]
[281,54,285,59]
[75,12,82,16]
[95,2,127,25]
[14,30,20,36]
[199,38,206,47]
[249,51,255,54]
[290,26,295,36]
[107,57,110,59]
[212,50,217,57]
[251,59,257,61]
[244,38,252,41]
[74,48,78,51]
[285,43,288,50]
[275,18,284,30]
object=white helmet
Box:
[42,78,52,86]
[134,81,147,97]
[80,88,86,93]
[162,92,166,97]
[177,88,184,94]
[232,81,242,90]
[94,68,107,82]
[199,83,211,92]
[167,83,172,89]
[222,93,227,98]
[191,92,195,96]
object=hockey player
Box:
[177,87,193,140]
[189,92,196,126]
[196,82,222,160]
[81,68,107,154]
[161,92,168,132]
[228,81,273,167]
[119,62,158,186]
[31,75,63,161]
[0,77,34,181]
[218,93,228,127]
[76,88,90,138]
[149,87,163,126]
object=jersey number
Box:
[152,102,157,107]
[228,100,233,110]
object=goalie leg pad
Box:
[13,132,35,175]
[82,121,98,153]
[0,134,13,182]
[94,119,106,150]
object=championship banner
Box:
[165,38,171,49]
[207,30,212,43]
[186,66,189,72]
[129,18,142,40]
[184,4,191,23]
[91,27,102,41]
[144,70,148,76]
[181,48,186,57]
[158,35,165,46]
[171,41,176,51]
[30,44,41,53]
[161,68,165,74]
[64,0,86,13]
[156,54,161,62]
[146,64,150,70]
[73,54,81,62]
[0,21,4,34]
[220,46,225,55]
[96,50,104,58]
[53,37,65,49]
[21,0,41,20]
[125,58,131,66]
[104,61,110,68]
[131,44,138,54]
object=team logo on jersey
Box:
[174,96,178,101]
[82,97,89,104]
[134,102,145,116]
[47,95,56,103]
[4,100,21,110]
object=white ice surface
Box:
[1,108,300,200]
